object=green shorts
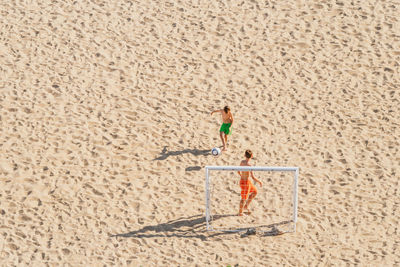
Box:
[219,123,232,135]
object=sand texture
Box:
[1,0,399,266]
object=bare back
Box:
[239,159,251,180]
[221,111,233,124]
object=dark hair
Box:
[224,106,230,113]
[245,150,253,159]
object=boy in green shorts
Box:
[211,106,233,151]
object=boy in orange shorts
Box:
[238,150,262,216]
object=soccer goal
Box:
[205,166,299,233]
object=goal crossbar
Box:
[205,166,298,172]
[205,166,299,233]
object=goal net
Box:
[205,166,299,233]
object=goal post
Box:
[205,166,300,233]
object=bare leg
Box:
[220,132,226,151]
[224,134,228,147]
[244,192,257,214]
[239,199,246,216]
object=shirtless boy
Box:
[238,150,262,216]
[210,106,233,151]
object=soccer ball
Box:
[211,147,221,156]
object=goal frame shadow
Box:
[206,217,294,235]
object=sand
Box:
[0,0,399,266]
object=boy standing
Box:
[210,106,233,151]
[238,150,262,216]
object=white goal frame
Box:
[205,166,299,233]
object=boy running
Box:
[238,150,262,216]
[210,106,233,151]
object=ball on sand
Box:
[211,147,221,156]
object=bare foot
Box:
[222,147,227,151]
[238,213,243,216]
[244,207,251,215]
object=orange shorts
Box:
[240,179,257,200]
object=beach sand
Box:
[0,0,399,266]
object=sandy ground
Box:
[0,0,399,266]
